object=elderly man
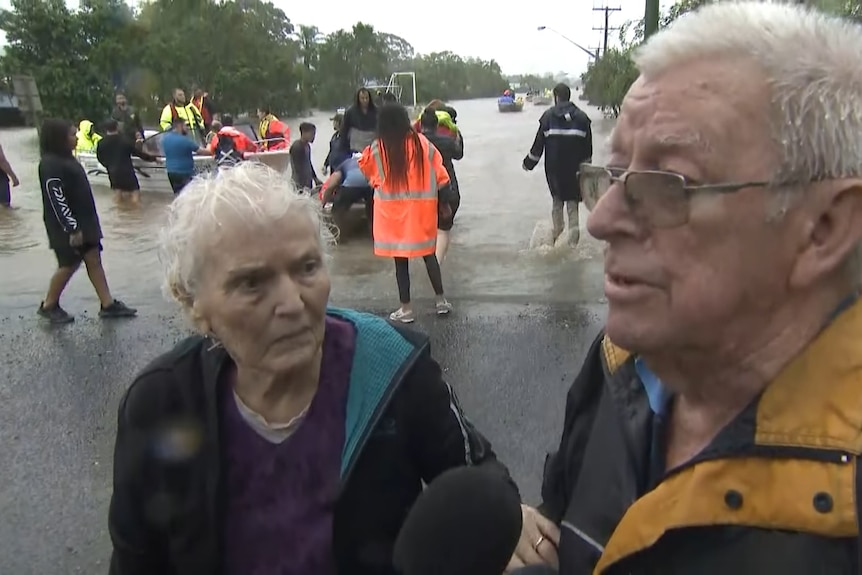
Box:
[509,2,862,574]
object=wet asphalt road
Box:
[0,300,607,574]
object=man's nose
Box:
[586,181,642,241]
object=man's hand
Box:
[10,174,19,187]
[505,505,560,573]
[69,231,84,248]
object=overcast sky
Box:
[0,0,656,75]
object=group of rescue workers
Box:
[74,86,292,198]
[68,81,592,318]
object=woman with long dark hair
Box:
[358,103,456,323]
[339,87,378,154]
[37,118,136,323]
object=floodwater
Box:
[0,99,615,316]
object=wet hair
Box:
[420,108,439,129]
[299,122,316,135]
[104,119,119,132]
[39,118,73,157]
[376,103,424,189]
[158,162,334,316]
[381,92,398,104]
[220,114,233,127]
[553,83,571,102]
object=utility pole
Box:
[592,4,621,59]
[644,0,660,39]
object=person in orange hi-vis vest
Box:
[358,103,456,323]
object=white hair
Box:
[158,162,334,308]
[635,1,862,184]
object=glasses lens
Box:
[624,171,689,228]
[579,165,611,210]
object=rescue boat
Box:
[498,95,525,113]
[75,123,291,194]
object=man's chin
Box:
[604,311,661,354]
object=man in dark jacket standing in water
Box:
[522,83,592,246]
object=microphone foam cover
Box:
[393,465,523,575]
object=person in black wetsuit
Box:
[37,118,137,324]
[96,119,158,204]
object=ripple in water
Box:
[0,208,40,254]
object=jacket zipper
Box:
[336,340,427,497]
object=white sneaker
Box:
[389,308,415,323]
[436,299,453,315]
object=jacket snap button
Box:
[724,489,743,510]
[813,492,834,513]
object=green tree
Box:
[0,0,511,123]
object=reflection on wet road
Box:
[0,99,613,315]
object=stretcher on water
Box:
[75,123,291,194]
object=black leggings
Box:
[394,255,444,304]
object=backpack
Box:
[214,133,242,167]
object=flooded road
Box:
[0,99,616,574]
[0,99,614,316]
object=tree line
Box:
[581,0,862,117]
[0,0,512,125]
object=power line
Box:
[592,4,621,59]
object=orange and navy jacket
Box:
[540,299,862,574]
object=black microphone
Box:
[393,465,523,575]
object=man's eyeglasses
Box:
[578,164,772,228]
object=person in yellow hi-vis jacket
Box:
[75,119,102,153]
[159,88,205,139]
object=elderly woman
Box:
[108,162,516,574]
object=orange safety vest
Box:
[358,133,450,258]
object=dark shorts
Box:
[438,194,461,232]
[53,241,102,268]
[0,177,9,206]
[108,169,140,192]
[168,173,193,195]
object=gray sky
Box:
[0,0,654,75]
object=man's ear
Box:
[789,179,862,289]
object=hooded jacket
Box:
[540,299,862,574]
[75,120,102,153]
[420,127,463,197]
[523,101,592,202]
